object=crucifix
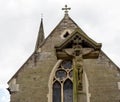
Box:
[63,36,100,102]
[62,5,71,15]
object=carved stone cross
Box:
[64,46,98,102]
[62,5,71,15]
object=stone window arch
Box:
[48,59,73,102]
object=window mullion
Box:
[61,83,64,102]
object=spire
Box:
[35,18,45,51]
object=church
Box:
[8,5,120,102]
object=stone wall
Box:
[84,52,120,102]
[9,15,120,102]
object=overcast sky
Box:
[0,0,120,101]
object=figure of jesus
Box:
[64,46,94,90]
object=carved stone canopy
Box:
[55,28,102,59]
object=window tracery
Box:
[53,60,73,102]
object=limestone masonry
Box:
[8,5,120,102]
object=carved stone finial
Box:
[41,13,43,18]
[62,5,71,15]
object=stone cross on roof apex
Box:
[62,5,71,15]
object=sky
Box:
[0,0,120,101]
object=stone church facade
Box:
[8,5,120,102]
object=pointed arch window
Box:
[52,60,73,102]
[63,79,73,102]
[53,81,61,102]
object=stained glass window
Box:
[52,60,73,102]
[53,81,61,102]
[69,70,73,78]
[56,70,67,80]
[61,60,72,69]
[64,79,73,102]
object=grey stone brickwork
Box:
[8,14,120,102]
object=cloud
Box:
[0,86,10,102]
